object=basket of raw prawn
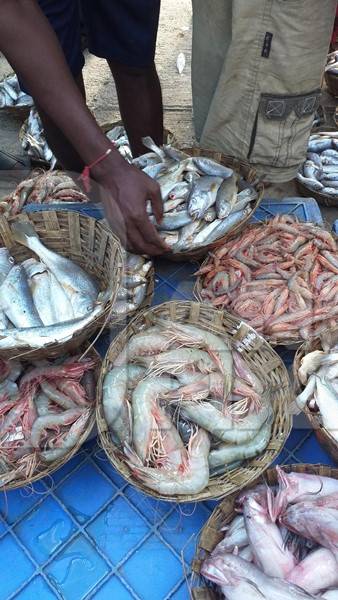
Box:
[191,463,338,599]
[0,345,100,491]
[0,209,123,360]
[293,326,338,463]
[96,300,292,503]
[296,130,338,208]
[166,148,264,262]
[194,215,338,348]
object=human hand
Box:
[92,154,170,255]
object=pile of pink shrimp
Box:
[0,354,97,487]
[196,215,338,343]
[201,467,338,599]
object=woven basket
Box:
[164,148,264,262]
[96,301,292,503]
[109,261,155,327]
[191,463,338,599]
[194,221,337,348]
[296,130,338,207]
[293,327,338,462]
[0,210,123,360]
[1,104,32,119]
[0,346,101,491]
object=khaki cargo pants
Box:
[192,0,337,182]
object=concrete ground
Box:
[0,0,337,226]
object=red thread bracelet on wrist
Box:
[79,146,114,193]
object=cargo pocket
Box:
[247,90,321,170]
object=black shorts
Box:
[37,0,161,76]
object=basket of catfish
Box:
[0,209,123,360]
[293,325,338,463]
[194,214,338,348]
[0,345,100,490]
[296,130,338,207]
[96,301,292,503]
[156,147,263,262]
[191,463,338,599]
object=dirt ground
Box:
[0,0,337,225]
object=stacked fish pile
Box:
[295,337,338,444]
[0,74,33,109]
[201,468,338,599]
[0,353,97,488]
[196,215,338,344]
[112,252,152,318]
[136,138,258,254]
[20,108,57,168]
[297,132,338,200]
[3,170,88,216]
[0,222,106,350]
[102,319,273,497]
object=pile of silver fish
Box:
[295,337,338,442]
[0,353,97,487]
[0,74,33,109]
[3,170,88,216]
[325,50,338,76]
[0,222,106,349]
[196,215,338,343]
[21,108,57,168]
[297,132,338,199]
[102,319,273,496]
[112,252,152,317]
[201,468,338,599]
[136,137,258,253]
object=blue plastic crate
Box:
[334,220,338,235]
[3,196,331,600]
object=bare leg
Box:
[35,72,86,171]
[108,59,163,157]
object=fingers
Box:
[148,179,163,225]
[126,222,167,256]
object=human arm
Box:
[0,0,168,254]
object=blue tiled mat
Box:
[334,220,338,234]
[3,196,332,600]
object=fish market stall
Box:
[0,198,336,600]
[191,464,338,599]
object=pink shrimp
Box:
[30,408,83,448]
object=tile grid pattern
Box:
[0,199,333,600]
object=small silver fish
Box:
[171,220,203,253]
[216,174,238,219]
[188,176,223,220]
[191,208,248,247]
[0,249,15,286]
[204,206,217,223]
[154,209,192,231]
[112,301,137,316]
[297,172,324,191]
[133,283,147,306]
[141,136,166,160]
[192,157,233,179]
[308,138,332,153]
[124,274,147,289]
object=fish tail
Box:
[11,222,39,249]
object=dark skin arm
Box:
[0,0,169,255]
